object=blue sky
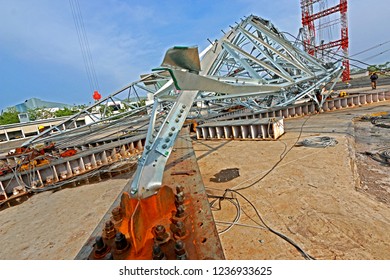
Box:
[0,0,389,111]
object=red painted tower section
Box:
[301,0,350,81]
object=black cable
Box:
[206,115,316,259]
[350,40,390,57]
[234,115,311,191]
[226,189,315,260]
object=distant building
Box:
[13,97,70,113]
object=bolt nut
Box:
[91,236,112,260]
[171,127,176,131]
[153,225,170,244]
[94,236,110,259]
[162,144,167,149]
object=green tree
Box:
[0,107,20,125]
[54,107,78,117]
[137,99,146,107]
[99,105,114,117]
[27,107,54,120]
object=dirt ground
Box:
[0,174,131,259]
[193,101,390,260]
[1,98,390,260]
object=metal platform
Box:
[206,90,390,122]
[196,117,284,140]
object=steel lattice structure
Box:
[128,15,344,198]
[11,15,344,199]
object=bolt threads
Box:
[175,240,187,260]
[152,243,166,260]
[103,220,116,239]
[174,221,186,237]
[95,236,106,251]
[111,206,122,222]
[175,193,184,207]
[115,232,129,251]
[175,205,185,218]
[176,185,184,194]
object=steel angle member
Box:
[165,68,283,95]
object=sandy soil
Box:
[1,101,390,260]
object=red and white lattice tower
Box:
[301,0,350,81]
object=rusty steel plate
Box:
[75,127,224,260]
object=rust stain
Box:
[83,128,224,260]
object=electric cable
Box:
[210,195,241,235]
[69,0,100,92]
[234,115,311,192]
[226,189,315,260]
[350,40,390,57]
[206,114,317,259]
[371,116,390,129]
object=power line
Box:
[361,48,390,62]
[350,40,390,57]
[282,31,389,71]
[69,0,100,93]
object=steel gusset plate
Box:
[76,127,224,260]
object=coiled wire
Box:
[371,116,390,128]
[298,136,338,148]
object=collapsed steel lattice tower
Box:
[301,0,350,81]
